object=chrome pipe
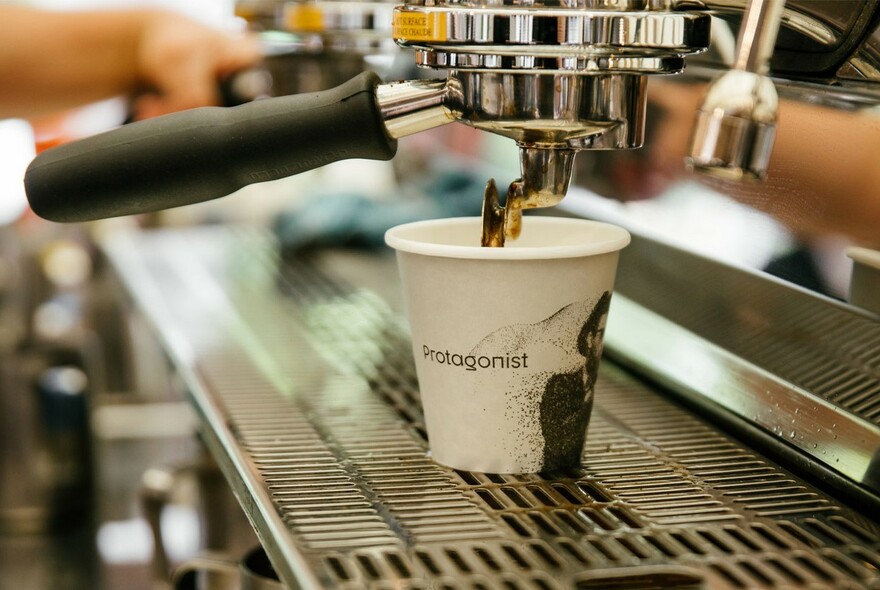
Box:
[376,79,457,139]
[734,0,786,74]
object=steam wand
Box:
[686,0,785,180]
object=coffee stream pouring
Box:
[25,0,739,243]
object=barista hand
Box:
[132,10,263,119]
[0,6,261,120]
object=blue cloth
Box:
[273,169,486,252]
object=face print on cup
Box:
[539,290,611,471]
[468,291,613,473]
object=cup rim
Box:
[384,216,631,260]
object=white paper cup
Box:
[385,216,630,474]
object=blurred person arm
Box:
[597,79,880,250]
[0,5,261,120]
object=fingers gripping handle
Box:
[25,71,396,222]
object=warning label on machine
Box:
[393,11,448,42]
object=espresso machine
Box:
[239,0,402,95]
[20,0,880,588]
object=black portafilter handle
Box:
[25,71,397,223]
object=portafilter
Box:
[25,0,711,230]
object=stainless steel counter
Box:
[103,226,880,589]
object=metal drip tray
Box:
[104,227,880,590]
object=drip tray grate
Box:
[106,228,880,590]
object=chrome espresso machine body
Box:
[18,1,880,589]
